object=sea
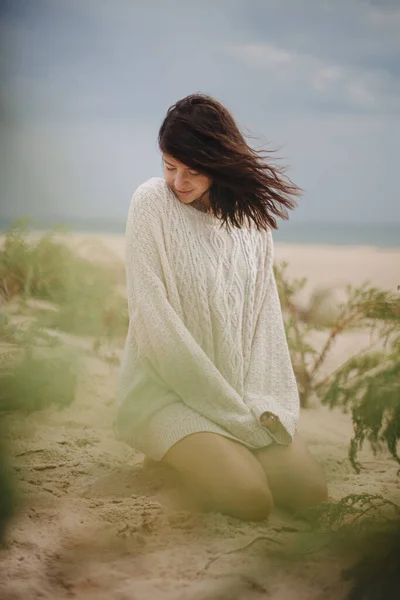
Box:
[0,217,399,248]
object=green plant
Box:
[275,263,400,470]
[295,495,400,600]
[0,312,80,412]
[0,352,80,412]
[317,291,400,471]
[0,310,80,544]
[298,494,400,534]
[0,220,128,340]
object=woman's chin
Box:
[177,194,194,204]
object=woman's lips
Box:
[176,189,193,194]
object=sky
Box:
[1,0,399,225]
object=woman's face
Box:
[162,153,212,206]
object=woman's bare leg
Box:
[160,432,273,521]
[253,434,328,512]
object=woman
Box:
[116,93,327,521]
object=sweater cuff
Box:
[245,395,298,445]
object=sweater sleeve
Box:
[243,230,300,444]
[123,186,259,441]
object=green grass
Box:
[0,219,128,340]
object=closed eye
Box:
[165,165,200,176]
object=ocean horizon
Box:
[0,217,399,248]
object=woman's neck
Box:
[190,198,212,214]
[191,188,212,213]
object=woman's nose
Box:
[174,172,188,188]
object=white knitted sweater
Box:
[115,177,300,460]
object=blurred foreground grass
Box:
[0,220,129,542]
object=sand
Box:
[0,233,399,600]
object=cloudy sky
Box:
[1,0,399,225]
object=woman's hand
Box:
[259,411,292,443]
[259,411,281,433]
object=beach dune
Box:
[0,231,399,600]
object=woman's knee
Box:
[293,473,328,510]
[161,433,273,521]
[225,482,273,521]
[187,466,273,521]
[278,470,328,512]
[255,435,328,512]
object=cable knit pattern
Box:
[115,177,300,460]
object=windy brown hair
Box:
[158,93,302,232]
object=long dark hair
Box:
[158,93,302,232]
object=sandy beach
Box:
[1,231,399,600]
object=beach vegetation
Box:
[275,262,400,471]
[0,219,128,341]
